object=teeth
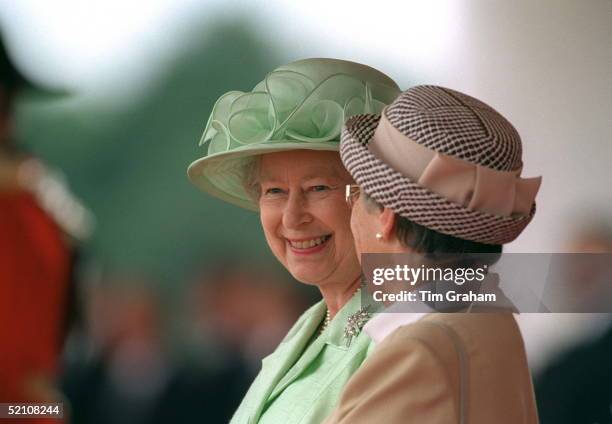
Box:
[289,236,328,249]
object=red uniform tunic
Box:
[0,189,70,422]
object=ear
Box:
[380,207,396,240]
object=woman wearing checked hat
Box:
[324,86,541,423]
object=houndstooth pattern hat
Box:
[341,85,541,245]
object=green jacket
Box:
[230,293,375,424]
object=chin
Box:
[287,265,328,286]
[289,271,320,286]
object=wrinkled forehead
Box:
[258,150,350,182]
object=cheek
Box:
[349,212,362,253]
[349,205,369,254]
[337,218,355,253]
[260,209,285,259]
[325,202,353,245]
[349,212,357,240]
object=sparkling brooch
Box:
[343,305,372,347]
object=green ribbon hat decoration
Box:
[187,58,401,210]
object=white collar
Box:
[364,300,435,344]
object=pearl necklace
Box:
[318,302,373,346]
[320,288,363,336]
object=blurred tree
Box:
[16,20,287,286]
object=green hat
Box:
[187,58,401,210]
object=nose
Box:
[282,190,312,229]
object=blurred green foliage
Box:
[17,21,289,287]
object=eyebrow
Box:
[259,167,343,182]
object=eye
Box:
[310,185,331,192]
[263,187,285,196]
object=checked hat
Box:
[341,85,542,245]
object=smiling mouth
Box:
[287,235,332,250]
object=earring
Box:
[375,233,383,241]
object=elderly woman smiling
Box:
[255,149,361,306]
[187,59,400,424]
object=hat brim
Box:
[341,113,536,245]
[187,141,339,211]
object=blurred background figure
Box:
[185,261,310,375]
[60,265,309,424]
[519,213,612,423]
[518,215,612,424]
[181,262,311,422]
[62,277,173,424]
[565,217,612,254]
[0,29,91,423]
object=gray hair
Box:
[361,191,502,256]
[243,157,262,202]
[362,191,383,213]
